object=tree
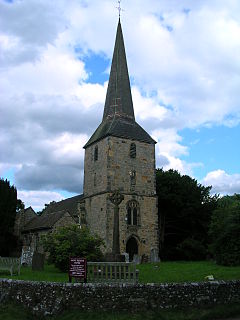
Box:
[42,225,104,272]
[209,194,240,266]
[0,178,22,256]
[156,169,218,260]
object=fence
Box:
[87,262,138,283]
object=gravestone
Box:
[133,254,141,264]
[32,252,45,271]
[150,248,160,263]
[21,246,34,266]
[141,254,149,263]
[122,252,129,263]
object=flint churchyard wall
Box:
[0,279,240,316]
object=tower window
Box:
[127,207,132,225]
[129,170,136,191]
[126,200,140,226]
[94,145,98,161]
[129,143,136,158]
[133,207,138,225]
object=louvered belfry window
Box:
[130,143,136,158]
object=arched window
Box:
[126,200,140,226]
[94,145,98,161]
[129,143,136,158]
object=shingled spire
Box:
[103,19,135,122]
[84,19,155,148]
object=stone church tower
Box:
[80,19,159,261]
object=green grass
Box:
[138,261,240,283]
[1,303,240,320]
[1,261,240,283]
[0,264,68,282]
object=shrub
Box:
[42,225,104,272]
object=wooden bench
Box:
[87,262,139,284]
[0,257,21,276]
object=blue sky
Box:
[0,0,240,210]
[181,125,240,178]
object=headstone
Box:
[21,246,34,266]
[122,252,129,263]
[32,252,45,271]
[133,254,141,264]
[141,254,149,263]
[150,248,160,263]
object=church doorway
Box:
[126,237,138,261]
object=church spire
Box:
[84,19,155,148]
[103,19,135,122]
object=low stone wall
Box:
[0,279,240,316]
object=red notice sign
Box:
[69,257,87,283]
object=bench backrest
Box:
[87,262,138,283]
[0,257,21,266]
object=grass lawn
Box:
[1,303,240,320]
[138,261,240,283]
[0,264,68,282]
[1,261,240,283]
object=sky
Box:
[1,0,240,211]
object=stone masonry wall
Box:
[83,136,159,257]
[0,279,240,316]
[83,136,156,196]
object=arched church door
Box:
[126,237,138,261]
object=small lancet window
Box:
[94,145,98,161]
[130,143,136,158]
[133,207,138,225]
[127,207,132,225]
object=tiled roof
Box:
[42,194,83,218]
[22,210,68,232]
[84,117,155,148]
[103,19,135,122]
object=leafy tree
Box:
[42,225,104,272]
[0,179,21,255]
[209,194,240,266]
[156,169,218,260]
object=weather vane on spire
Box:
[116,0,124,18]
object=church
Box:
[16,18,159,263]
[78,19,159,261]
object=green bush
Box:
[42,225,104,271]
[209,195,240,266]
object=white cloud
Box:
[46,133,87,166]
[18,190,65,212]
[1,0,240,209]
[202,170,240,195]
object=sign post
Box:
[69,257,87,283]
